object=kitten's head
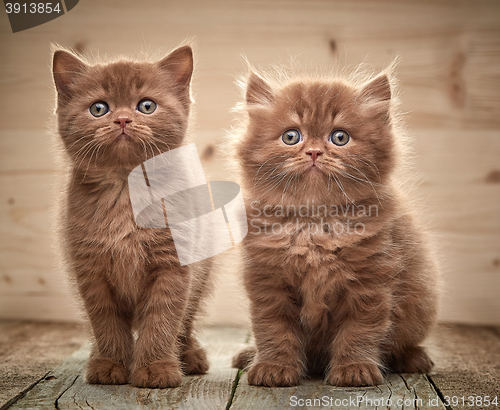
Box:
[236,67,399,205]
[52,45,193,171]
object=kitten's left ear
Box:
[158,45,193,88]
[359,73,392,102]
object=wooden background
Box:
[0,0,499,325]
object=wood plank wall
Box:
[0,0,499,325]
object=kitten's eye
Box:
[281,129,301,145]
[330,130,350,146]
[137,99,157,114]
[89,102,109,117]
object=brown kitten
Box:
[52,45,211,388]
[231,66,440,387]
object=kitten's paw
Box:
[232,346,257,370]
[247,362,301,387]
[389,346,434,373]
[85,357,129,385]
[131,360,183,388]
[327,363,383,387]
[181,346,209,375]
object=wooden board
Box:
[8,326,248,410]
[425,324,500,408]
[231,373,445,410]
[0,0,499,325]
[0,321,86,409]
[2,323,500,410]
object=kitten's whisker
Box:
[254,155,294,181]
[330,172,355,207]
[255,163,288,182]
[258,163,302,198]
[83,143,102,181]
[344,154,380,179]
[340,163,381,204]
[73,139,97,157]
[281,172,296,201]
[75,141,99,175]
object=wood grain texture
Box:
[425,324,500,409]
[0,321,85,410]
[8,326,247,410]
[0,0,499,324]
[2,323,499,409]
[230,373,445,410]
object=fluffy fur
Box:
[231,64,440,387]
[52,45,211,388]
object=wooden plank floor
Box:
[0,322,499,410]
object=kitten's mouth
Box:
[308,162,323,172]
[115,133,132,143]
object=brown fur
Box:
[52,45,211,388]
[231,65,439,387]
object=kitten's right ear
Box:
[246,71,274,105]
[52,50,87,98]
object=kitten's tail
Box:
[232,346,257,370]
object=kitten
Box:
[52,45,211,388]
[231,66,440,387]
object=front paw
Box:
[247,361,301,387]
[181,346,209,375]
[86,357,129,385]
[131,360,183,388]
[327,363,383,387]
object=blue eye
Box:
[89,102,109,117]
[281,129,301,145]
[330,130,350,146]
[137,99,157,114]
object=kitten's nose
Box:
[114,116,132,129]
[306,149,323,162]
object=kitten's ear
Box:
[52,50,88,97]
[359,73,391,102]
[246,71,274,105]
[158,45,193,88]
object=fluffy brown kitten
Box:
[231,66,440,387]
[52,45,211,388]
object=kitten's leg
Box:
[244,274,305,387]
[178,261,211,375]
[384,269,437,373]
[232,346,256,370]
[326,287,390,387]
[178,332,209,375]
[131,266,190,388]
[80,274,133,385]
[382,218,439,374]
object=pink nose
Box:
[306,149,323,162]
[114,116,132,128]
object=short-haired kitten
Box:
[232,67,439,387]
[52,45,211,388]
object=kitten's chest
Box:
[68,177,166,261]
[251,216,352,270]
